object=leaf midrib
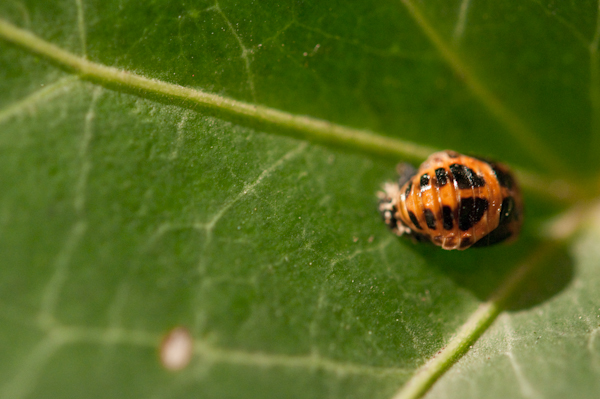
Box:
[0,18,580,203]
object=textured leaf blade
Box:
[1,0,600,398]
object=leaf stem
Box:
[390,244,556,399]
[0,18,580,201]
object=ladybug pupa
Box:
[378,150,523,250]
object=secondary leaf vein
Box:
[399,0,568,176]
[211,2,257,101]
[75,0,87,57]
[452,0,472,44]
[0,77,78,125]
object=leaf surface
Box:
[0,0,598,398]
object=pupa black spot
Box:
[420,174,431,191]
[458,197,488,231]
[423,209,436,229]
[489,163,514,189]
[435,168,449,187]
[460,237,472,249]
[408,211,422,230]
[499,196,515,224]
[404,181,413,198]
[450,164,486,189]
[442,206,454,230]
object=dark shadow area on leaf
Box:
[503,245,574,311]
[405,237,574,311]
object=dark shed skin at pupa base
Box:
[378,150,523,250]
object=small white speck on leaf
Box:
[160,326,193,371]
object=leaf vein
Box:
[38,221,87,329]
[75,0,87,57]
[0,18,434,162]
[390,244,555,399]
[503,318,543,399]
[212,2,257,101]
[0,18,579,202]
[0,333,69,399]
[74,86,102,216]
[203,142,308,240]
[0,77,78,125]
[30,322,413,377]
[399,0,568,176]
[451,0,472,44]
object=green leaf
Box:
[426,224,600,399]
[0,1,598,399]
